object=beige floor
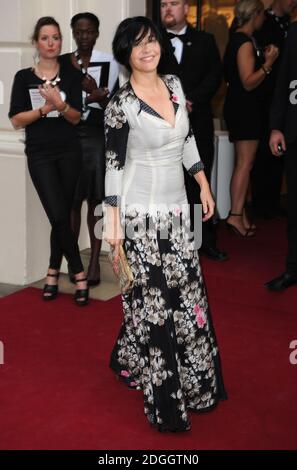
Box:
[0,284,25,299]
[0,250,121,301]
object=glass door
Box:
[146,0,237,122]
[147,1,236,56]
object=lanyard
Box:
[251,36,263,59]
[74,50,92,114]
[74,50,90,75]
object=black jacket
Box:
[158,25,222,135]
[254,10,290,101]
[270,22,297,144]
[254,10,289,50]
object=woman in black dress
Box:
[9,17,89,306]
[59,12,119,286]
[223,0,279,236]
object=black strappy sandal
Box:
[74,277,89,307]
[243,208,256,231]
[226,212,255,238]
[43,272,59,301]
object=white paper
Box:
[84,66,102,112]
[87,66,102,87]
[29,88,60,118]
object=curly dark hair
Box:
[70,12,100,31]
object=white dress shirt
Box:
[166,25,187,64]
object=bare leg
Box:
[87,200,103,285]
[243,206,256,230]
[227,140,258,236]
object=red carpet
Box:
[0,218,296,450]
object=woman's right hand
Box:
[106,238,123,274]
[106,237,124,249]
[264,44,279,67]
[104,206,124,269]
[41,101,55,115]
[39,85,64,109]
[269,129,286,156]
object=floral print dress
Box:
[104,74,227,432]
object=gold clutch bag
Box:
[109,245,134,293]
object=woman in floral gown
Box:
[104,16,227,432]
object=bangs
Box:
[133,27,156,46]
[128,17,160,46]
[112,16,161,72]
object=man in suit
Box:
[265,21,297,291]
[158,0,228,261]
[252,0,297,219]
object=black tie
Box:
[167,32,187,43]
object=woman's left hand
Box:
[86,87,109,107]
[39,84,64,109]
[200,185,215,222]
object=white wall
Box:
[0,0,145,285]
[0,0,146,129]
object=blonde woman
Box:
[223,0,279,236]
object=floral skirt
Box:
[110,210,227,432]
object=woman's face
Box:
[129,30,161,74]
[36,25,62,59]
[72,18,99,53]
[253,6,265,31]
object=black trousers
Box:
[252,110,284,214]
[184,129,216,249]
[27,148,84,274]
[285,140,297,276]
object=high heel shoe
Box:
[117,371,139,390]
[243,208,256,231]
[43,272,59,301]
[74,277,89,307]
[226,212,255,238]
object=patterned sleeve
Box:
[183,124,204,176]
[170,75,204,176]
[104,94,130,206]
